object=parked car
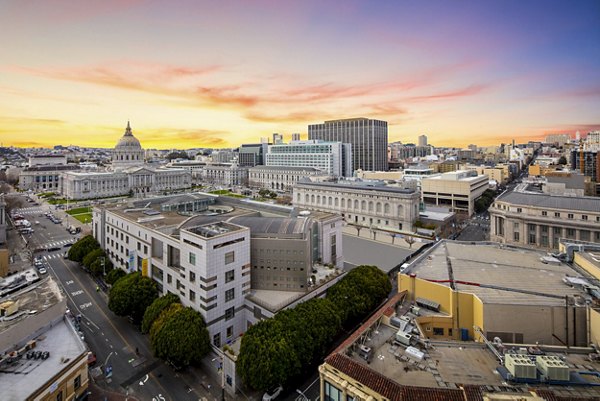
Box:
[37,266,47,274]
[262,386,283,401]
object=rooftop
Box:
[227,216,310,236]
[0,317,87,401]
[496,190,600,213]
[295,180,417,194]
[405,241,583,306]
[249,165,322,172]
[186,221,246,238]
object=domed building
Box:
[61,122,191,200]
[112,121,145,171]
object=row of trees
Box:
[237,265,391,391]
[68,235,125,285]
[107,273,210,367]
[474,189,497,214]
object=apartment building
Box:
[489,191,600,250]
[421,170,488,216]
[293,180,420,232]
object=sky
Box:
[0,0,599,149]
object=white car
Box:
[262,386,283,401]
[37,267,47,275]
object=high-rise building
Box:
[308,118,388,172]
[545,133,571,146]
[587,131,600,146]
[265,140,352,177]
[571,149,600,182]
[418,134,428,147]
[238,143,268,167]
[272,133,283,144]
[291,133,301,141]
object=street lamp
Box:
[296,389,309,401]
[101,257,106,276]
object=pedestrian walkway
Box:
[42,239,75,249]
[12,207,46,215]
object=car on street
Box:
[262,386,283,401]
[63,243,73,248]
[37,266,47,274]
[46,246,61,252]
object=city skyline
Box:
[1,0,599,149]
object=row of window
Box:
[500,204,599,222]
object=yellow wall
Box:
[0,248,8,277]
[528,165,541,176]
[574,252,600,281]
[398,274,485,341]
[590,308,600,348]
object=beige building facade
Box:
[490,191,600,249]
[421,170,488,216]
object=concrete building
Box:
[238,143,268,167]
[421,170,488,216]
[19,161,79,192]
[266,140,352,177]
[418,134,427,147]
[0,276,89,401]
[571,149,600,182]
[402,165,440,184]
[309,118,388,172]
[201,164,248,187]
[490,190,600,249]
[61,123,191,199]
[461,164,509,185]
[545,133,572,146]
[28,154,67,167]
[319,240,600,401]
[293,180,420,232]
[210,150,236,164]
[248,165,326,192]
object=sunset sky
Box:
[1,0,599,149]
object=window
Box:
[144,245,148,254]
[568,213,574,219]
[325,381,342,401]
[225,270,235,283]
[225,288,235,302]
[433,327,444,335]
[225,307,235,321]
[189,271,196,282]
[517,208,522,213]
[213,333,221,347]
[189,252,196,266]
[542,211,547,216]
[582,215,588,221]
[167,274,172,284]
[581,230,591,241]
[74,374,81,389]
[137,242,141,251]
[566,228,576,238]
[555,212,561,218]
[56,391,63,401]
[225,251,235,264]
[227,325,233,338]
[189,290,196,302]
[513,232,520,242]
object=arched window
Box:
[297,193,301,202]
[311,194,315,203]
[361,200,366,210]
[398,204,404,217]
[328,196,332,206]
[341,198,345,208]
[376,202,382,213]
[335,198,339,207]
[305,194,309,203]
[384,203,390,214]
[317,195,321,204]
[368,201,373,212]
[354,199,359,209]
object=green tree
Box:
[150,306,210,367]
[142,293,181,334]
[68,235,100,262]
[105,268,126,285]
[238,319,301,391]
[150,303,183,344]
[108,272,159,323]
[82,248,104,269]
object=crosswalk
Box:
[42,253,65,261]
[13,207,46,215]
[44,239,74,248]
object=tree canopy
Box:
[108,272,159,323]
[105,268,126,285]
[142,293,181,334]
[150,305,210,367]
[68,235,100,262]
[238,264,390,391]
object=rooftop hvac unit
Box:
[405,346,424,362]
[504,353,536,379]
[536,355,569,381]
[395,331,412,346]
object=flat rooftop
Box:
[296,180,416,195]
[186,221,246,238]
[0,317,87,401]
[329,293,600,398]
[406,241,583,306]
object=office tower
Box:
[418,134,428,147]
[291,133,301,141]
[272,133,283,144]
[308,118,388,172]
[266,140,352,177]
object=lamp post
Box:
[296,389,309,401]
[101,257,106,276]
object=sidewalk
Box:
[88,382,141,401]
[342,225,427,251]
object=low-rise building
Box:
[421,170,488,216]
[490,190,600,249]
[0,276,89,401]
[201,163,248,187]
[19,164,79,192]
[248,165,326,192]
[293,180,420,232]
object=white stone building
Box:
[61,123,190,199]
[266,140,352,177]
[248,165,327,192]
[293,180,420,232]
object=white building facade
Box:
[248,165,327,192]
[293,181,420,232]
[266,140,352,177]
